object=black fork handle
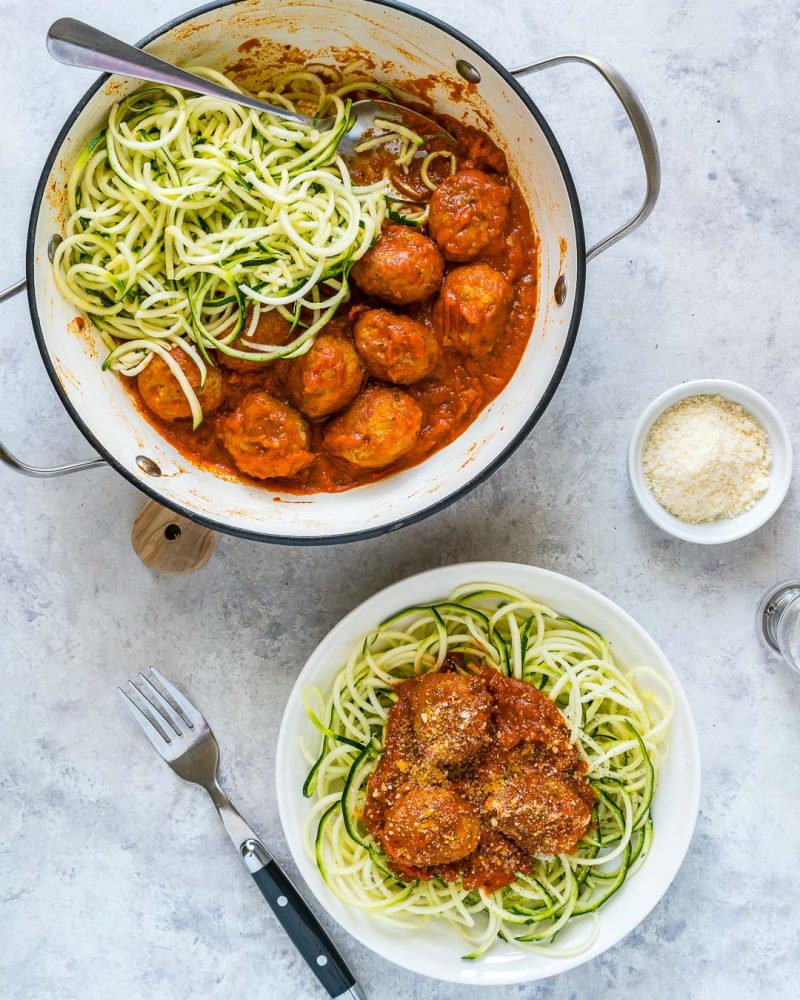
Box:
[251,857,361,999]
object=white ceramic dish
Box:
[4,0,661,544]
[628,379,792,545]
[275,562,701,985]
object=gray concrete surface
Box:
[2,1,799,997]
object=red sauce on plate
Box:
[362,656,596,892]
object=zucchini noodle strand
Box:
[55,64,422,423]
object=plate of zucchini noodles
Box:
[275,563,700,984]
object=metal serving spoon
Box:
[46,18,451,159]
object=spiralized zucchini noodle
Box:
[301,583,674,959]
[53,62,445,426]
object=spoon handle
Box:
[46,18,312,126]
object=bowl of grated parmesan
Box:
[628,379,792,543]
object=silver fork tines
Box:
[150,667,200,730]
[137,673,184,736]
[118,668,207,763]
[120,682,173,746]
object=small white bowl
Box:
[628,379,793,544]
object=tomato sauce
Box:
[123,86,539,495]
[362,657,595,892]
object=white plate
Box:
[628,379,792,544]
[275,562,701,985]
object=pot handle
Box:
[511,54,661,261]
[0,278,106,478]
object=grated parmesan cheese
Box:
[642,394,772,523]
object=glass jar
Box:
[757,580,800,674]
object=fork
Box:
[120,667,364,1000]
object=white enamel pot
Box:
[0,0,660,544]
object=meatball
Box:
[216,308,292,373]
[351,225,444,305]
[286,331,365,418]
[138,347,223,421]
[432,263,513,358]
[323,386,422,469]
[382,787,481,868]
[460,829,531,893]
[221,391,314,480]
[428,169,510,261]
[354,309,440,385]
[483,669,581,758]
[407,672,492,765]
[485,769,593,856]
